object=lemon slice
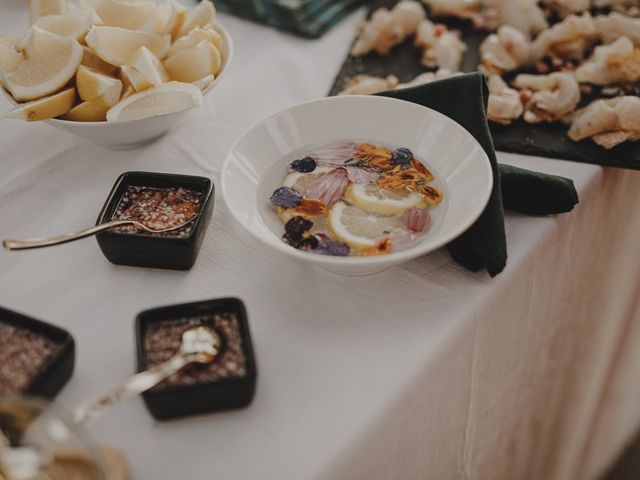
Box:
[64,81,121,121]
[0,39,23,75]
[163,40,217,83]
[81,45,119,76]
[30,0,66,24]
[167,26,222,57]
[76,64,121,100]
[192,74,214,91]
[177,0,215,38]
[80,0,156,32]
[85,26,170,66]
[345,183,427,216]
[5,29,82,101]
[129,46,169,87]
[34,8,102,42]
[106,81,202,122]
[282,166,333,193]
[120,65,152,92]
[3,87,75,121]
[328,201,404,249]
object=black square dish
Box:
[135,298,257,420]
[95,171,214,270]
[0,306,75,400]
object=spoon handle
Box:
[2,220,135,251]
[71,355,190,428]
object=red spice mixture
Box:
[111,186,202,237]
[0,322,62,396]
[144,313,247,391]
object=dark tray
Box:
[329,0,640,170]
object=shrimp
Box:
[513,72,581,122]
[595,12,640,46]
[396,69,461,89]
[480,25,533,74]
[575,36,640,84]
[532,12,597,61]
[351,1,426,56]
[568,96,640,149]
[476,0,548,36]
[415,19,467,71]
[487,74,524,124]
[338,75,399,95]
[421,0,481,19]
[541,0,591,17]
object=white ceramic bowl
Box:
[221,95,493,276]
[1,22,233,150]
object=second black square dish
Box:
[96,171,214,270]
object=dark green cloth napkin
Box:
[500,164,579,215]
[377,72,579,277]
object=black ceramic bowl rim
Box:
[135,297,257,395]
[0,306,75,397]
[96,171,214,243]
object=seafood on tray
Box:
[342,1,640,149]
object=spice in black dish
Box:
[144,313,247,390]
[0,322,62,397]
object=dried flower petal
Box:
[290,157,317,173]
[281,198,327,219]
[313,233,350,256]
[345,165,380,184]
[305,168,349,208]
[283,216,314,247]
[390,232,421,252]
[417,185,443,205]
[307,141,359,166]
[270,186,303,208]
[403,208,431,233]
[360,237,392,256]
[391,147,413,165]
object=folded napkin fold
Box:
[377,72,579,277]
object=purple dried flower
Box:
[270,186,303,208]
[345,165,380,184]
[305,168,349,208]
[403,208,430,233]
[391,148,413,165]
[285,216,313,238]
[290,157,317,173]
[313,233,350,256]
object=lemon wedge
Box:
[106,81,202,122]
[4,87,76,121]
[177,0,215,38]
[80,0,156,32]
[81,45,119,76]
[5,28,82,101]
[120,83,135,100]
[154,0,187,37]
[120,64,152,92]
[129,46,169,87]
[64,81,121,121]
[163,40,218,83]
[29,0,66,24]
[0,39,23,75]
[85,26,170,66]
[76,65,122,101]
[192,74,214,91]
[282,167,333,193]
[345,183,427,216]
[34,8,102,42]
[328,201,404,249]
[167,26,222,57]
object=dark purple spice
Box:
[313,233,350,256]
[391,148,413,165]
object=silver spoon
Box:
[3,217,197,251]
[71,326,220,428]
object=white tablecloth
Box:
[2,2,640,479]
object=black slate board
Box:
[328,0,640,170]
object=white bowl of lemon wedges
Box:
[0,0,232,150]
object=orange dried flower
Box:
[279,198,327,218]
